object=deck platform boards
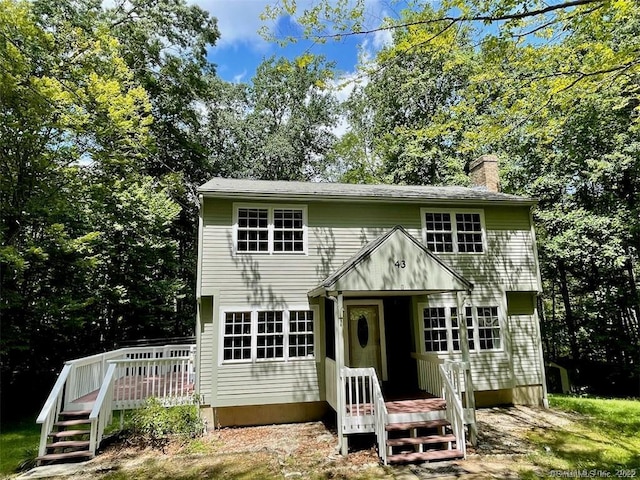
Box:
[70,372,195,406]
[386,397,446,414]
[345,397,446,415]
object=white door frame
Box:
[344,299,388,381]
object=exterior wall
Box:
[198,196,542,409]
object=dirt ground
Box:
[20,406,580,480]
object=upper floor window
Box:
[422,209,485,253]
[234,205,307,254]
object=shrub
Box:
[129,398,205,449]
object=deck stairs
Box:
[383,399,464,464]
[36,407,95,465]
[36,344,196,466]
[341,365,474,465]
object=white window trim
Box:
[419,296,504,354]
[232,203,308,255]
[219,305,318,365]
[420,207,487,254]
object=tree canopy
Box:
[1,0,638,412]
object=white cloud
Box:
[194,0,273,49]
[195,0,393,51]
[232,70,248,83]
[372,28,392,49]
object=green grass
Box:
[0,415,41,477]
[523,395,640,478]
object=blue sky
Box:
[195,0,396,84]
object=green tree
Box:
[329,0,640,393]
[0,0,182,412]
[99,0,221,329]
[204,55,340,181]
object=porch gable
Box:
[309,225,473,297]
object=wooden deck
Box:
[345,397,446,416]
[386,397,446,414]
[71,371,195,406]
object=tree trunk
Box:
[558,260,580,362]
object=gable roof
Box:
[198,177,535,205]
[308,226,473,297]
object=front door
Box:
[347,302,387,381]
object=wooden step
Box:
[54,418,92,427]
[385,419,450,431]
[387,448,464,464]
[59,410,92,417]
[387,434,456,447]
[36,450,94,463]
[48,430,91,439]
[47,440,91,450]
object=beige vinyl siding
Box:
[469,352,514,390]
[484,206,531,230]
[199,198,539,404]
[510,315,544,385]
[200,199,538,302]
[507,293,543,386]
[443,230,540,291]
[214,361,320,407]
[198,297,215,405]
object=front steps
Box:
[384,417,464,464]
[37,409,94,465]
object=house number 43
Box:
[394,260,406,268]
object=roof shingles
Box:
[198,177,534,204]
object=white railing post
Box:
[37,342,197,460]
[36,364,73,458]
[89,363,117,456]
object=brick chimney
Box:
[469,154,499,192]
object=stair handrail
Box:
[439,362,467,458]
[36,343,196,461]
[36,363,72,457]
[89,363,117,455]
[368,368,389,466]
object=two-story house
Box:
[195,155,547,464]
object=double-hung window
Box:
[422,209,485,253]
[475,306,501,350]
[237,208,269,253]
[234,205,307,254]
[223,312,252,361]
[423,307,449,352]
[422,304,501,353]
[257,311,284,359]
[221,308,316,363]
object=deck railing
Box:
[439,362,468,458]
[111,355,194,409]
[341,367,375,434]
[339,367,388,462]
[89,363,117,455]
[37,344,196,459]
[370,369,389,465]
[413,353,444,396]
[36,364,72,458]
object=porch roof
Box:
[308,226,473,297]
